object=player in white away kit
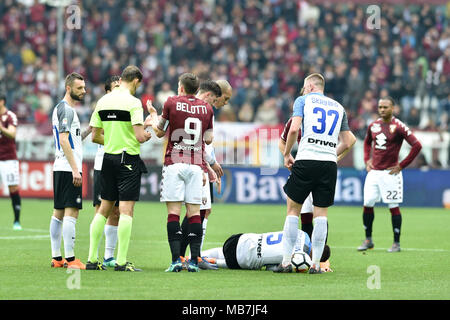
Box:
[50,72,86,269]
[275,73,356,274]
[81,76,121,267]
[201,230,331,271]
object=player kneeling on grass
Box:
[201,230,332,272]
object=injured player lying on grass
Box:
[199,229,332,272]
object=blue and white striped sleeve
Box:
[292,96,306,118]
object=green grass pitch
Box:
[0,198,449,300]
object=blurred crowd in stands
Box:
[0,0,449,138]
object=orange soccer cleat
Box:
[66,259,86,270]
[51,258,66,268]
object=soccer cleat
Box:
[51,258,65,268]
[308,265,323,274]
[198,257,218,270]
[357,239,374,251]
[115,262,142,272]
[187,260,200,272]
[180,256,188,270]
[165,258,183,272]
[387,242,401,252]
[13,222,22,231]
[102,257,117,268]
[272,263,293,273]
[66,259,86,270]
[86,261,107,270]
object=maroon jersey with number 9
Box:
[158,95,214,169]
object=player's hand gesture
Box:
[146,99,157,115]
[216,177,221,195]
[284,154,294,171]
[388,164,402,175]
[143,130,152,142]
[365,159,373,172]
[72,170,82,187]
[211,161,223,178]
[207,164,218,183]
[144,114,153,129]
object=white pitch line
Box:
[0,227,48,233]
[332,246,449,253]
[0,235,49,240]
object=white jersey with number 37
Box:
[293,92,349,162]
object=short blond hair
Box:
[304,73,325,90]
[215,79,232,93]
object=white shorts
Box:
[160,163,204,205]
[0,160,20,187]
[200,174,211,210]
[301,193,313,214]
[363,169,403,207]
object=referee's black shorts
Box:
[222,233,243,269]
[283,160,337,208]
[100,152,147,202]
[53,171,82,210]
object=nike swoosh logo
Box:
[124,165,132,171]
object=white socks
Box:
[63,216,77,258]
[50,216,63,258]
[200,218,208,255]
[104,225,118,260]
[282,215,299,265]
[311,216,328,269]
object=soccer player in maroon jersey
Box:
[0,94,22,230]
[358,96,422,252]
[147,73,214,272]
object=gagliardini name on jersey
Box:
[176,102,208,114]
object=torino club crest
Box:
[390,124,397,134]
[371,123,381,133]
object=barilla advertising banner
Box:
[0,161,89,198]
[212,167,450,208]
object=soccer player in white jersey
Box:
[201,230,331,272]
[50,72,86,269]
[81,75,121,267]
[274,73,356,274]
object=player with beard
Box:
[50,72,86,269]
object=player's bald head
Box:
[214,80,233,108]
